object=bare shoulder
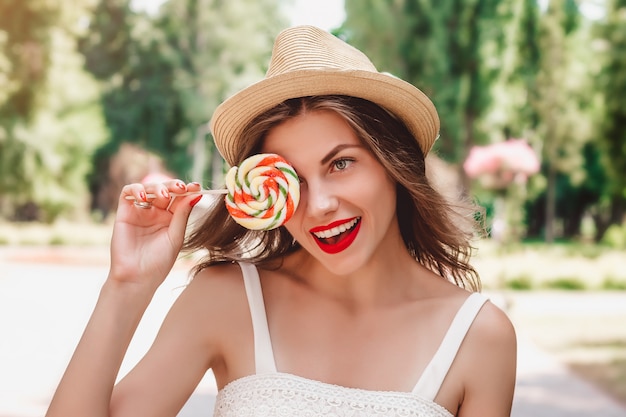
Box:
[165,262,254,373]
[470,295,517,346]
[184,262,247,295]
[455,294,517,416]
[161,262,251,344]
[175,262,249,319]
[460,295,517,363]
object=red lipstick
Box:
[310,217,361,254]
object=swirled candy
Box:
[225,153,300,230]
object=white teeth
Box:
[313,218,359,239]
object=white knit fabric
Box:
[214,373,454,417]
[212,263,487,417]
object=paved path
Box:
[1,247,625,417]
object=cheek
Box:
[284,207,305,239]
[358,169,396,204]
[367,175,397,217]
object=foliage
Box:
[79,0,287,214]
[542,277,587,290]
[475,0,608,242]
[601,223,626,249]
[597,0,626,224]
[339,0,614,242]
[535,0,595,242]
[1,0,624,239]
[504,274,534,290]
[0,0,58,122]
[0,0,106,222]
[0,0,58,219]
[503,273,626,291]
[78,0,186,212]
[158,0,287,182]
[602,277,626,290]
[341,0,506,165]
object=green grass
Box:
[542,277,587,291]
[503,274,534,290]
[475,239,626,291]
[602,278,626,291]
[516,238,613,258]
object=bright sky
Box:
[286,0,346,30]
[130,0,346,30]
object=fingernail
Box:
[161,189,170,198]
[189,195,202,208]
[176,182,186,190]
[140,191,147,201]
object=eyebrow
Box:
[320,144,363,165]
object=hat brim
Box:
[210,69,440,166]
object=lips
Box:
[310,217,361,254]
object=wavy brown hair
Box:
[183,95,482,291]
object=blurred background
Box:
[0,0,625,416]
[0,0,625,243]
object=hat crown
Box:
[211,25,440,166]
[266,26,377,78]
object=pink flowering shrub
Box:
[463,139,540,189]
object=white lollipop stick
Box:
[125,189,228,211]
[124,189,227,201]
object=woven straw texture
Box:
[210,25,440,166]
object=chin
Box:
[316,253,370,277]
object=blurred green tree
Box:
[0,0,57,123]
[158,0,287,183]
[80,0,287,215]
[341,0,506,172]
[486,0,542,138]
[488,0,611,241]
[341,0,608,242]
[78,0,185,214]
[0,0,106,222]
[597,0,626,233]
[0,0,58,219]
[532,0,593,242]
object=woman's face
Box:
[261,110,400,274]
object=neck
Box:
[284,243,425,309]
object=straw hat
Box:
[210,25,440,166]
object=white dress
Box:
[213,263,488,417]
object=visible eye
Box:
[331,158,354,172]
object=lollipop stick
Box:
[124,189,227,201]
[125,189,228,211]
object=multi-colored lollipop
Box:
[224,153,300,230]
[125,153,300,231]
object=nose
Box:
[304,180,339,218]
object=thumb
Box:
[169,194,205,244]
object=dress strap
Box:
[239,262,278,374]
[412,292,488,400]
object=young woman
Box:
[47,25,516,417]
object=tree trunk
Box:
[545,162,557,243]
[460,111,476,195]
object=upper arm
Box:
[457,300,517,417]
[109,264,246,417]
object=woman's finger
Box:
[164,182,202,213]
[120,183,151,207]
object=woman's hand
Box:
[108,180,203,289]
